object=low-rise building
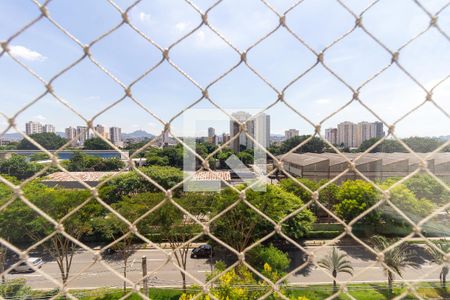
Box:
[42,172,119,188]
[278,152,450,183]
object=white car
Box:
[12,257,44,273]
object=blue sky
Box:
[0,0,449,138]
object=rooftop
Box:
[191,171,231,181]
[44,172,119,182]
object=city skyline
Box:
[1,1,449,139]
[8,118,448,144]
[325,120,385,148]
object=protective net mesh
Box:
[0,0,449,299]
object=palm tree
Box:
[427,239,450,288]
[317,247,353,292]
[371,235,419,297]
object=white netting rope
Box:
[0,0,449,299]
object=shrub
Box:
[0,279,32,299]
[247,244,291,274]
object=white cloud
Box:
[9,45,46,62]
[196,30,206,42]
[33,115,47,121]
[139,12,151,23]
[315,98,331,104]
[193,30,227,50]
[175,22,190,32]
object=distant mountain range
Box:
[438,135,450,141]
[121,130,155,139]
[0,133,22,141]
[0,130,155,141]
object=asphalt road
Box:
[6,245,442,289]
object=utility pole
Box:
[142,256,148,296]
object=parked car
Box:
[12,257,44,273]
[191,244,213,258]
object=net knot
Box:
[202,14,208,25]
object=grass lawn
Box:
[69,288,184,300]
[29,283,450,299]
[288,283,450,300]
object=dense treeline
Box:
[0,152,125,179]
[16,133,67,150]
[0,164,447,290]
[357,136,450,153]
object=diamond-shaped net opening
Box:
[0,0,449,299]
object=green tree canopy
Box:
[403,137,445,153]
[29,152,50,161]
[403,174,450,206]
[0,183,102,283]
[124,139,151,156]
[279,135,325,154]
[247,244,290,274]
[357,138,405,153]
[83,137,113,150]
[99,165,183,203]
[144,145,184,169]
[334,180,380,223]
[0,142,18,151]
[0,154,43,180]
[237,151,254,165]
[217,149,235,169]
[357,136,447,153]
[64,151,124,172]
[211,185,315,251]
[99,191,210,291]
[279,178,319,202]
[17,133,67,150]
[380,180,435,224]
[279,178,339,209]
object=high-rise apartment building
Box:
[325,128,337,145]
[109,127,122,146]
[230,111,250,153]
[355,121,371,147]
[43,124,55,133]
[256,114,271,148]
[332,121,385,148]
[25,121,43,135]
[208,127,215,138]
[65,127,77,146]
[76,126,89,146]
[222,133,230,145]
[94,124,109,139]
[207,127,217,145]
[371,121,384,138]
[230,112,270,153]
[285,129,299,140]
[337,121,357,148]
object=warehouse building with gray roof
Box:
[278,152,450,183]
